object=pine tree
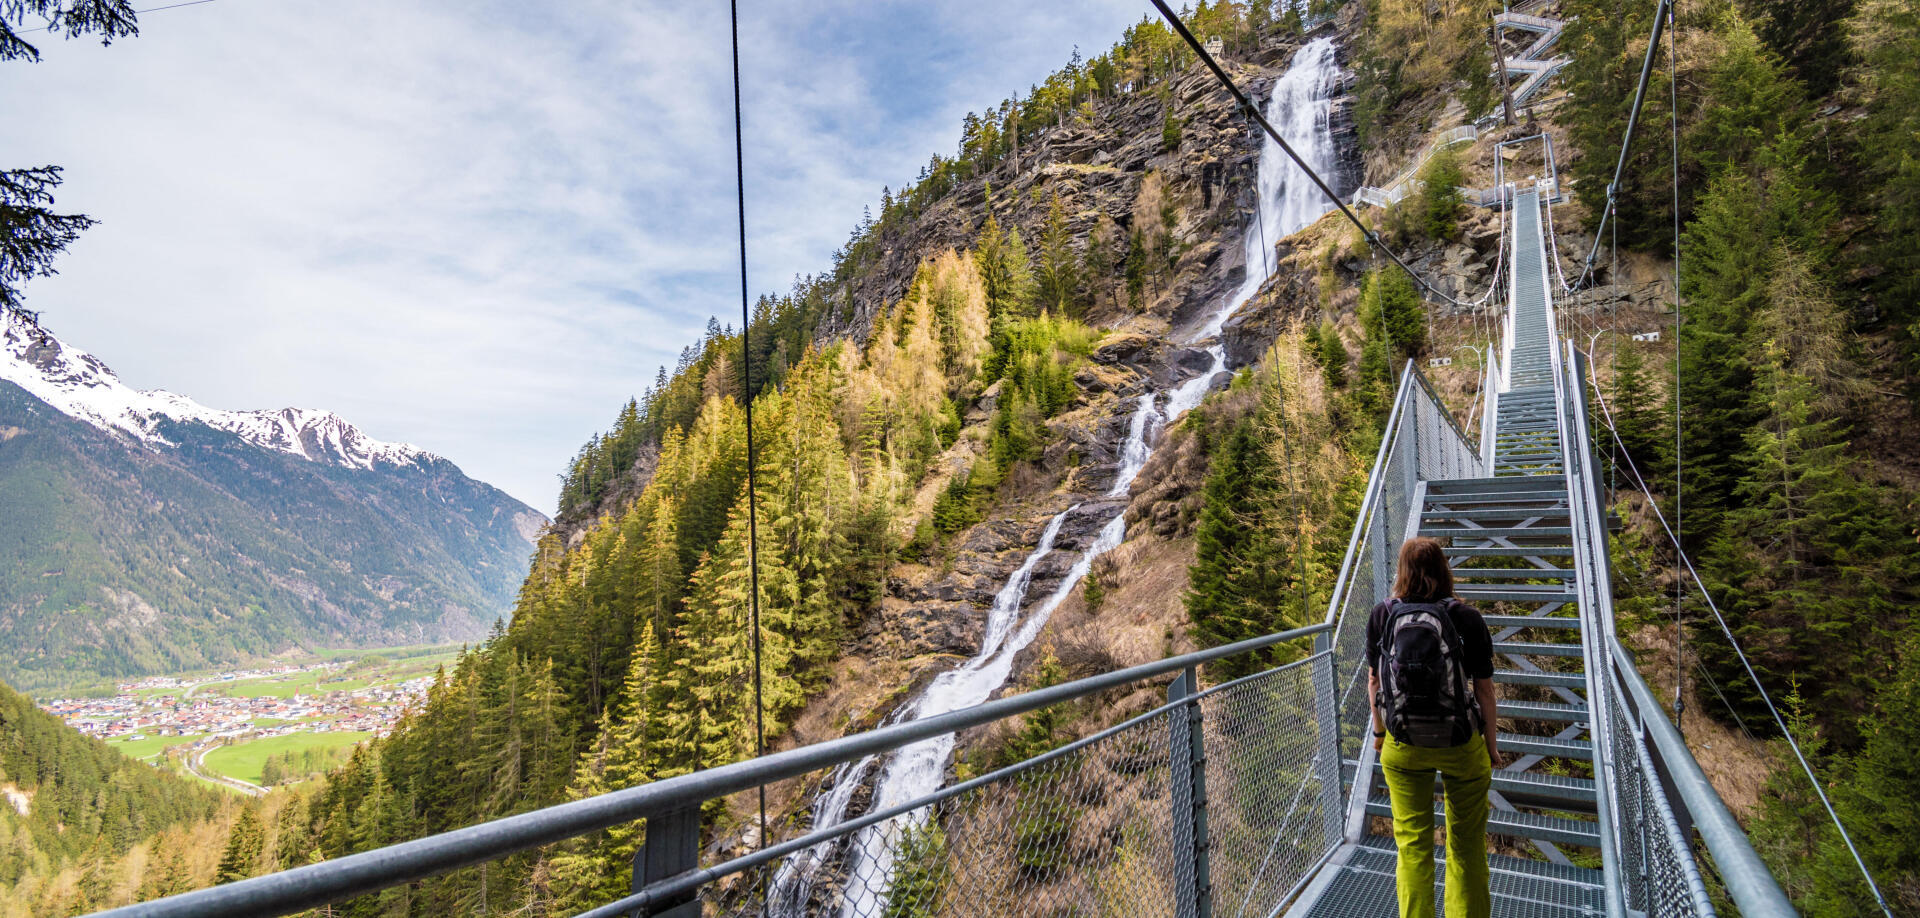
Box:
[1124,226,1148,307]
[1607,339,1672,489]
[919,250,992,388]
[1037,192,1080,316]
[1418,150,1465,241]
[1851,0,1920,336]
[1821,645,1920,911]
[1679,136,1837,543]
[0,167,97,309]
[1690,12,1807,182]
[1312,320,1348,389]
[271,794,310,871]
[1186,418,1283,677]
[1359,267,1426,357]
[549,622,664,911]
[1356,337,1393,420]
[1185,333,1358,680]
[932,470,981,533]
[976,206,1011,317]
[1697,245,1918,745]
[679,478,807,770]
[999,652,1069,765]
[1085,216,1118,308]
[1003,228,1037,317]
[1558,0,1681,247]
[1745,0,1856,98]
[989,390,1045,466]
[765,359,855,677]
[215,808,264,885]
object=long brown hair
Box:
[1392,537,1455,602]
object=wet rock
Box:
[1052,500,1127,553]
[1060,416,1123,469]
[1030,552,1080,585]
[1091,332,1165,368]
[1169,347,1216,375]
[959,516,1028,555]
[1220,261,1319,368]
[870,599,984,657]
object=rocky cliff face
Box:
[814,22,1364,353]
[774,16,1385,767]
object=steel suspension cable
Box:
[1573,0,1674,290]
[1666,0,1685,736]
[1148,0,1471,309]
[1610,524,1757,741]
[1574,0,1681,289]
[1581,362,1895,917]
[726,0,770,879]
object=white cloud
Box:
[0,0,1145,513]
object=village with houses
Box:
[36,653,448,794]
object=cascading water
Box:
[1165,36,1343,422]
[771,37,1344,918]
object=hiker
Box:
[1367,536,1499,918]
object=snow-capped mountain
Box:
[1,307,428,471]
[0,306,547,692]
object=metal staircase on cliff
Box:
[1495,10,1571,107]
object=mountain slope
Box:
[0,308,547,690]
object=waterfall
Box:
[1166,36,1343,422]
[770,36,1344,918]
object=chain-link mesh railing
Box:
[1325,369,1480,787]
[1603,670,1714,917]
[1199,656,1340,918]
[1561,343,1720,917]
[662,653,1340,918]
[702,707,1181,918]
[1412,371,1482,483]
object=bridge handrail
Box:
[1411,366,1475,451]
[583,647,1340,918]
[1479,349,1501,473]
[1555,340,1629,915]
[1560,347,1796,916]
[1351,124,1479,207]
[1320,361,1480,841]
[93,621,1334,918]
[1604,634,1796,916]
[1319,367,1418,632]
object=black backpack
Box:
[1375,598,1481,748]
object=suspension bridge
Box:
[88,1,1859,916]
[89,183,1795,918]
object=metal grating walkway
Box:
[1301,837,1606,918]
[1290,191,1604,917]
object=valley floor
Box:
[34,645,456,791]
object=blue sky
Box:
[0,0,1150,513]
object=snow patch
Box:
[0,308,433,470]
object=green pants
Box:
[1380,732,1492,918]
